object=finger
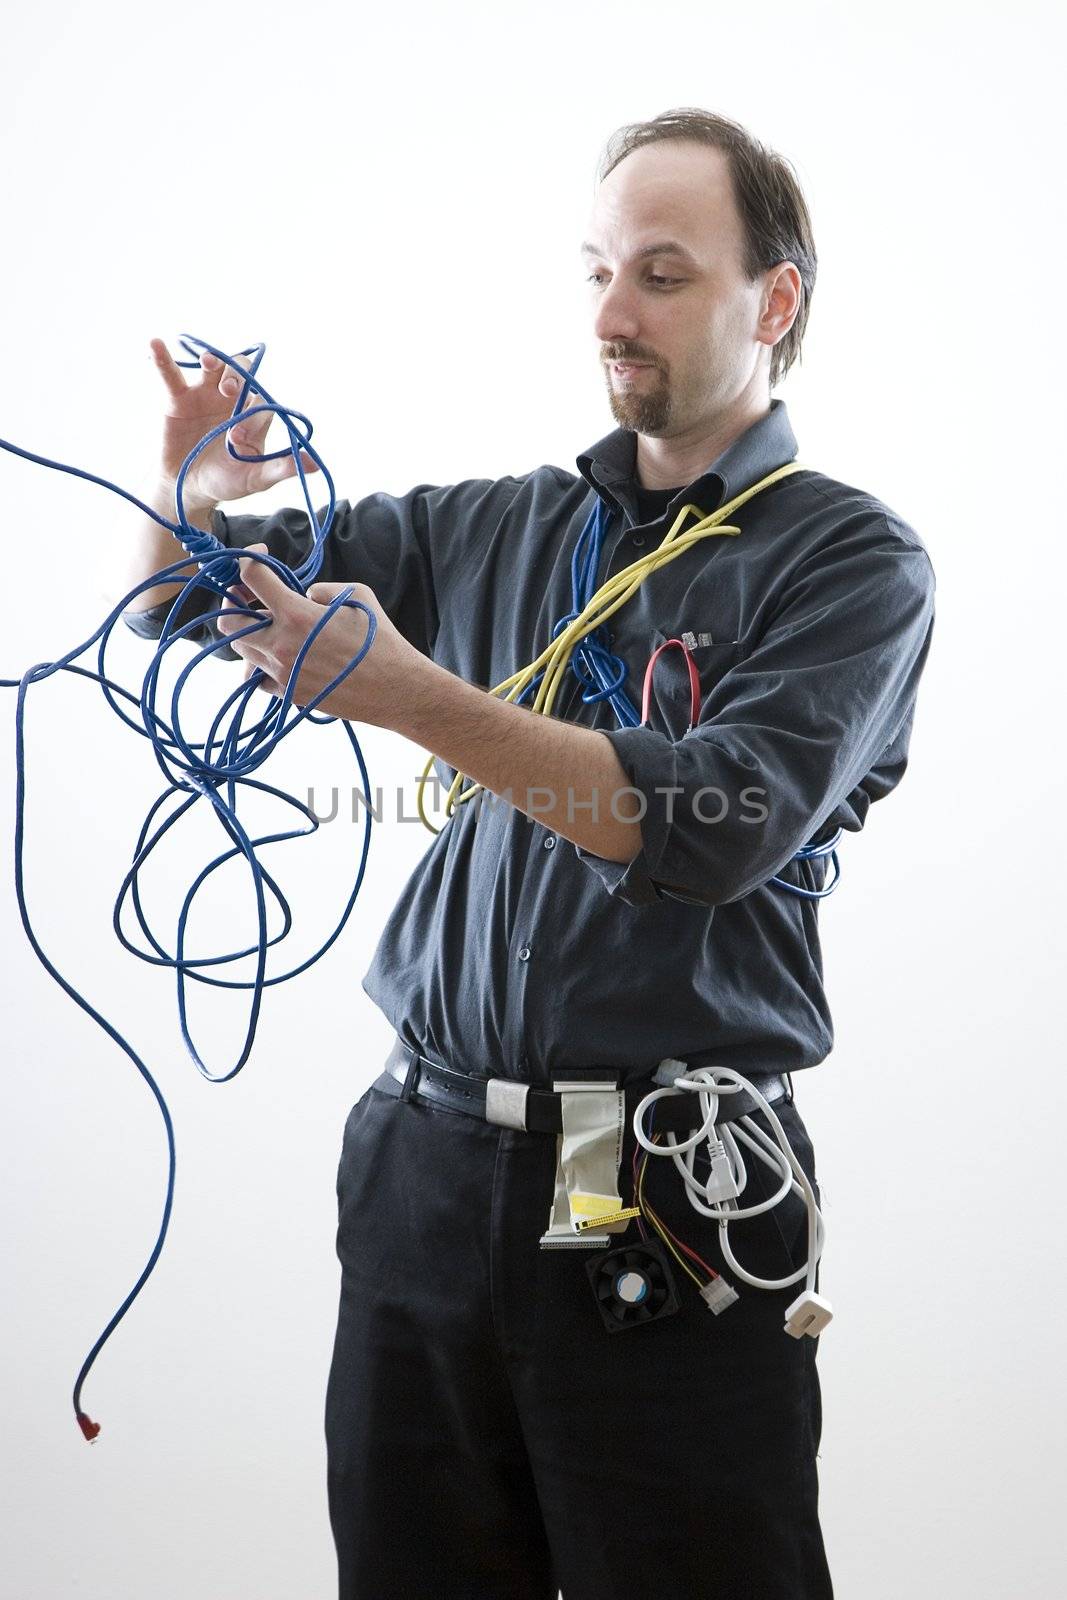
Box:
[217,589,269,631]
[217,608,270,641]
[229,579,257,605]
[216,607,249,635]
[219,626,272,669]
[262,449,319,486]
[237,544,293,608]
[242,661,279,696]
[213,349,256,408]
[149,337,189,400]
[237,402,275,444]
[228,404,278,464]
[227,417,265,457]
[218,362,246,405]
[191,346,239,401]
[242,654,283,695]
[218,575,256,611]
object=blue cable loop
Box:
[561,499,641,725]
[0,338,375,1438]
[772,827,842,899]
[559,497,841,899]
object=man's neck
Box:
[634,392,771,491]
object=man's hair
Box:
[596,108,816,389]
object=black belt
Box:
[372,1037,791,1135]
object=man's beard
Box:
[604,367,671,434]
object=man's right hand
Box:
[149,337,319,514]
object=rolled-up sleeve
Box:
[576,522,936,907]
[121,485,443,658]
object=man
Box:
[123,108,935,1598]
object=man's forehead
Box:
[583,145,735,263]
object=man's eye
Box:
[585,272,683,288]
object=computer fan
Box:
[585,1237,681,1332]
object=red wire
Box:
[631,1129,722,1282]
[640,638,701,729]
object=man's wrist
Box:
[155,476,218,523]
[387,652,456,741]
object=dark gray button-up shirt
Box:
[125,399,936,1086]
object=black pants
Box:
[325,1077,834,1598]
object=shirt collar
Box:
[575,396,799,520]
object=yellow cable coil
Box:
[416,460,808,834]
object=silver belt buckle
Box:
[485,1077,530,1130]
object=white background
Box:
[1,2,1064,1595]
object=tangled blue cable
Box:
[521,497,841,899]
[0,336,376,1441]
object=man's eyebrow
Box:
[579,240,700,267]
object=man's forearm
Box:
[118,480,218,613]
[392,655,645,862]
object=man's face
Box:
[583,140,769,437]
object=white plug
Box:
[704,1138,739,1201]
[699,1275,739,1315]
[784,1289,834,1339]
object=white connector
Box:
[704,1138,739,1202]
[700,1275,739,1315]
[784,1290,834,1339]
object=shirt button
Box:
[543,835,556,851]
[517,945,532,962]
[632,533,646,547]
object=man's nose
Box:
[592,276,640,345]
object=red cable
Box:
[640,638,700,729]
[632,1131,723,1284]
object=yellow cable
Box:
[416,460,808,835]
[561,1127,704,1287]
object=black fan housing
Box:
[585,1237,681,1332]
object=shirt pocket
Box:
[645,629,742,738]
